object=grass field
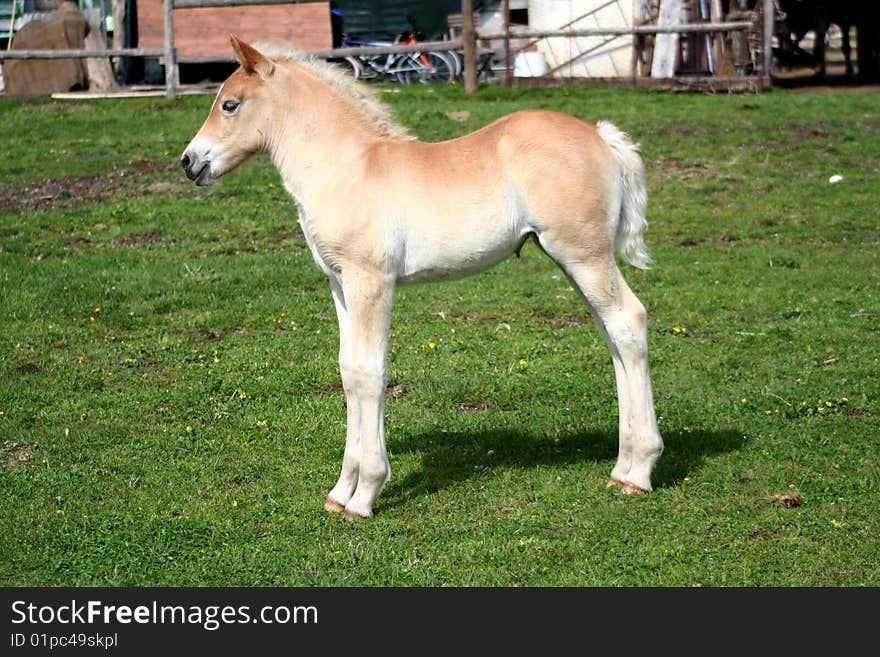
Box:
[0,81,878,586]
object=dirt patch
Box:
[0,174,112,213]
[456,399,496,412]
[387,384,409,398]
[114,232,158,246]
[0,159,179,215]
[15,362,41,374]
[550,315,586,326]
[768,492,803,508]
[191,328,221,340]
[17,101,94,113]
[1,441,35,467]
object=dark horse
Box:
[776,0,880,81]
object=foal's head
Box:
[181,36,278,186]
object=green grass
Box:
[0,83,878,586]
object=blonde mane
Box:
[254,44,413,140]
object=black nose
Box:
[180,153,191,172]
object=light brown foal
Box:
[181,36,663,519]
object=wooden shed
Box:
[136,0,333,62]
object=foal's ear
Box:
[230,34,275,80]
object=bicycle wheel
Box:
[334,56,363,79]
[423,51,456,83]
[395,51,456,84]
[444,50,463,78]
[394,53,427,84]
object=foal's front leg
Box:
[336,271,394,520]
[324,278,361,513]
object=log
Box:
[651,0,683,78]
[83,8,117,91]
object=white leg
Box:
[324,277,361,512]
[565,262,663,492]
[597,320,635,487]
[337,270,394,520]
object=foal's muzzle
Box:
[180,150,215,186]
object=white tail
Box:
[597,121,652,270]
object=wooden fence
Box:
[0,0,772,98]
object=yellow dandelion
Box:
[185,425,193,433]
[519,358,528,366]
[741,398,748,404]
[428,341,436,349]
[256,419,268,427]
[825,401,833,407]
[232,500,238,508]
[487,449,495,456]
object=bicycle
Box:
[333,13,457,85]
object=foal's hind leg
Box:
[561,258,663,492]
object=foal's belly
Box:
[395,212,531,285]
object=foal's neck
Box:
[268,62,394,201]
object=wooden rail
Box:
[477,21,755,40]
[0,2,765,99]
[0,48,164,60]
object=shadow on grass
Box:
[381,427,745,511]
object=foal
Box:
[181,36,663,519]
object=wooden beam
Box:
[0,48,165,59]
[173,0,322,8]
[163,0,178,99]
[461,0,477,93]
[478,22,754,40]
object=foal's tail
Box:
[596,121,652,270]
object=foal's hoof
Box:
[621,482,648,495]
[606,478,624,489]
[343,509,369,521]
[323,499,346,513]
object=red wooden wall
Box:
[137,0,332,58]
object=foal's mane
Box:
[255,44,413,140]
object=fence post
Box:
[503,0,511,88]
[163,0,178,99]
[762,0,773,85]
[461,0,477,92]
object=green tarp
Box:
[334,0,486,42]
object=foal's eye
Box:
[221,99,240,114]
